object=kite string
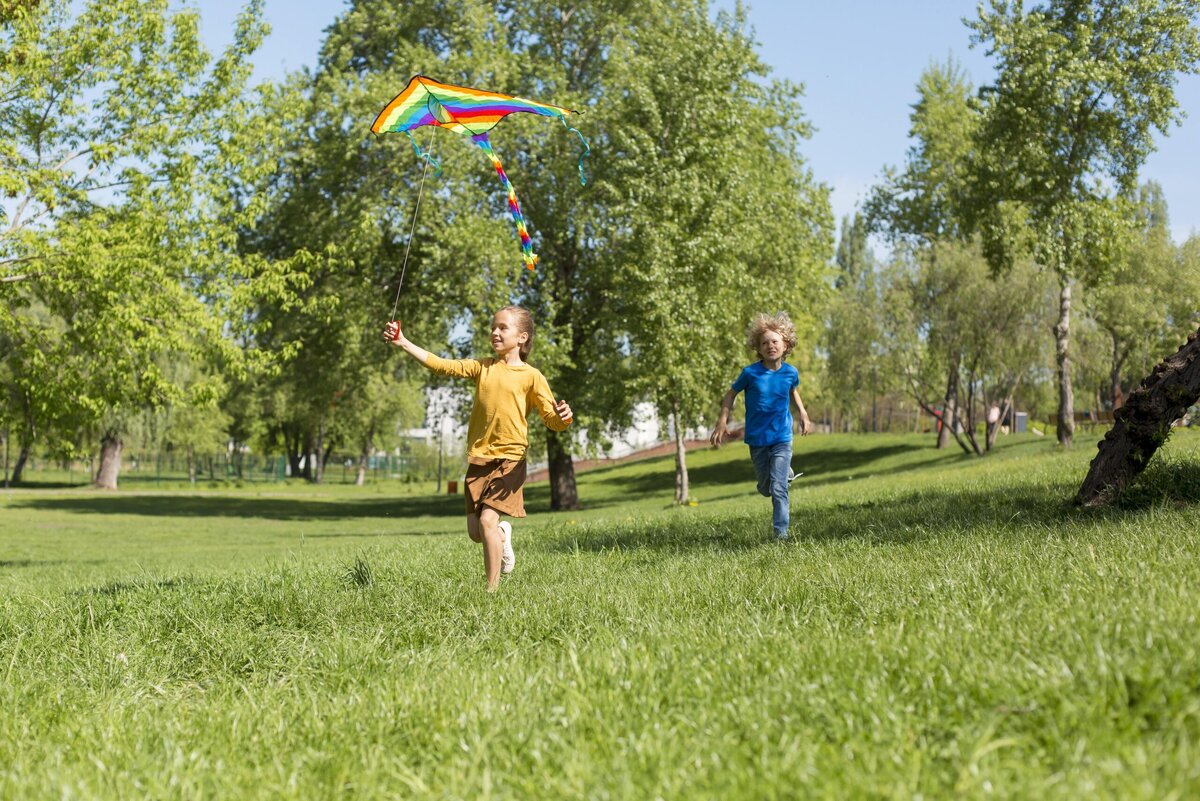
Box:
[390,129,437,322]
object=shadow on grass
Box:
[1113,458,1200,511]
[545,463,1200,555]
[543,484,1066,555]
[0,559,66,568]
[9,493,465,522]
[576,441,971,505]
[11,441,945,520]
[3,481,89,490]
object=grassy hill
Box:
[2,431,1199,798]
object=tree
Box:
[1076,325,1200,506]
[0,0,271,488]
[1086,183,1200,409]
[881,240,1051,455]
[332,371,423,486]
[825,213,885,433]
[262,0,831,508]
[966,0,1200,447]
[602,0,831,503]
[867,61,983,448]
[866,59,978,246]
[241,1,538,484]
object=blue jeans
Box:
[749,441,792,538]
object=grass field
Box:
[2,431,1199,799]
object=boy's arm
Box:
[710,389,738,446]
[791,387,812,436]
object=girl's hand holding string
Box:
[383,320,403,345]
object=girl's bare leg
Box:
[477,506,503,590]
[466,512,483,543]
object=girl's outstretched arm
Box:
[383,320,433,364]
[384,320,482,379]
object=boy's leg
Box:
[749,445,771,497]
[466,511,483,543]
[768,442,792,538]
[478,505,504,590]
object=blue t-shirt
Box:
[731,361,799,447]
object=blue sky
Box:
[198,0,1200,244]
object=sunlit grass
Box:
[1,431,1198,798]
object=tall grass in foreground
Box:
[1,432,1198,799]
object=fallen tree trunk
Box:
[1075,326,1200,507]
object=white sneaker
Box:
[788,469,803,483]
[499,521,515,574]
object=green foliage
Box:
[245,0,830,499]
[866,59,979,245]
[882,240,1054,450]
[966,0,1200,281]
[1080,182,1200,404]
[603,0,832,436]
[0,0,271,467]
[824,214,888,430]
[235,1,529,480]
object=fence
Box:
[4,450,451,486]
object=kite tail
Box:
[472,133,538,270]
[561,117,590,186]
[405,130,442,176]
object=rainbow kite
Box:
[371,75,589,271]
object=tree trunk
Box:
[937,356,959,449]
[356,431,371,487]
[986,393,1014,452]
[546,429,581,511]
[187,445,196,484]
[871,368,879,433]
[10,408,33,484]
[2,428,9,488]
[962,360,982,454]
[1109,334,1127,411]
[283,426,302,478]
[1076,327,1200,507]
[672,403,689,505]
[7,441,26,484]
[301,432,314,481]
[436,420,443,494]
[1054,277,1075,448]
[95,430,123,489]
[313,421,326,484]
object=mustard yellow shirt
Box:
[424,355,571,463]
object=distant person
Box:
[710,312,812,541]
[384,307,573,591]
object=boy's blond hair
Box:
[746,311,798,356]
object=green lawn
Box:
[2,431,1199,799]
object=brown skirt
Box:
[464,459,527,518]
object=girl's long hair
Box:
[497,305,535,360]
